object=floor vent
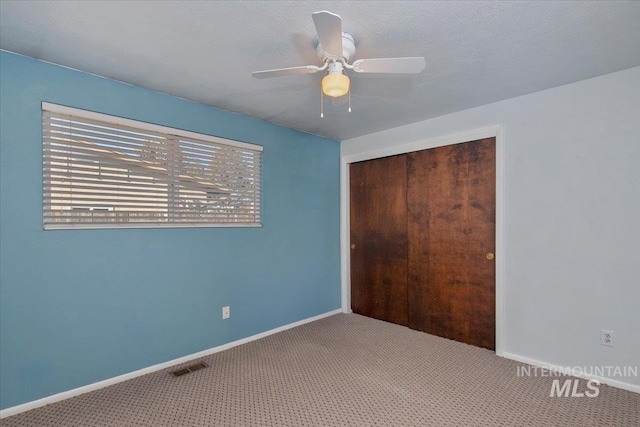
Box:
[170,362,208,377]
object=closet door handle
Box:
[486,252,494,260]
[351,244,356,250]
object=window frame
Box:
[42,102,263,230]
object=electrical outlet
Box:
[222,306,230,320]
[601,329,614,347]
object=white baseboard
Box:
[501,352,640,394]
[0,309,342,419]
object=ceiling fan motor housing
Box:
[317,32,356,62]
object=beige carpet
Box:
[2,314,638,426]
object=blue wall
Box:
[0,51,341,409]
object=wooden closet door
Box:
[407,138,496,349]
[350,155,408,326]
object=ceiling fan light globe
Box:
[322,73,350,97]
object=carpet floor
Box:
[2,313,638,426]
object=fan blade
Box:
[351,57,426,74]
[252,65,321,79]
[312,11,343,58]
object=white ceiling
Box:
[2,1,640,141]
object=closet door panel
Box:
[350,155,408,326]
[407,139,496,350]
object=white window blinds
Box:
[42,103,262,229]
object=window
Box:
[42,103,262,229]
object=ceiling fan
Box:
[252,11,426,115]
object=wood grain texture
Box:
[466,138,496,349]
[350,138,495,349]
[407,138,495,349]
[406,149,430,332]
[350,155,408,326]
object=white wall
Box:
[342,66,640,389]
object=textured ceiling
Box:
[2,1,640,141]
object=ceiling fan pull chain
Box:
[348,90,352,113]
[320,86,324,118]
